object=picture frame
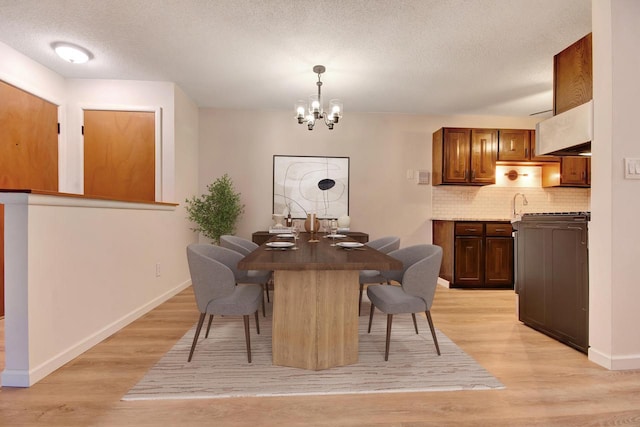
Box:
[273,155,349,219]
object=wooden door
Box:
[0,80,58,190]
[498,129,530,161]
[1,203,4,317]
[561,157,589,186]
[83,110,155,202]
[470,129,497,184]
[454,236,483,286]
[442,128,471,184]
[485,237,514,287]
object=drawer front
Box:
[455,223,483,236]
[486,223,512,237]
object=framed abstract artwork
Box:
[273,155,349,219]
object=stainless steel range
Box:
[514,211,589,353]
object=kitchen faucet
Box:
[513,193,528,219]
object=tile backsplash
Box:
[432,185,591,220]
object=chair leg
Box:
[188,313,206,362]
[425,310,441,356]
[368,302,375,333]
[265,279,271,303]
[254,310,260,335]
[261,287,266,317]
[385,314,393,361]
[204,314,214,338]
[243,315,252,363]
[359,283,364,316]
[411,313,419,334]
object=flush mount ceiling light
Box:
[295,65,343,130]
[52,42,92,64]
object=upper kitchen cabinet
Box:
[554,33,592,115]
[497,129,530,162]
[542,156,590,187]
[497,129,559,163]
[433,127,497,186]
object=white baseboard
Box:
[589,347,640,370]
[1,279,191,388]
[437,277,450,288]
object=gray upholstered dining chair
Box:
[358,236,401,315]
[220,234,273,304]
[186,244,263,363]
[367,244,443,361]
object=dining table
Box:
[238,231,402,371]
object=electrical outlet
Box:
[155,263,161,277]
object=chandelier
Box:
[295,65,343,130]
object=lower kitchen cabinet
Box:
[485,224,514,286]
[517,218,589,353]
[433,220,513,288]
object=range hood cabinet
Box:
[535,100,593,157]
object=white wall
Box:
[0,41,66,104]
[589,0,640,369]
[63,79,177,200]
[1,43,199,386]
[198,109,541,246]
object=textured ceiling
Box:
[0,0,591,117]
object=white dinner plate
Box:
[277,233,294,238]
[266,241,295,248]
[326,234,347,239]
[336,242,364,248]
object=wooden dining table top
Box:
[238,232,403,272]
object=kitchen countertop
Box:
[431,217,512,222]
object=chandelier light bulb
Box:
[295,65,342,130]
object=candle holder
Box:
[305,213,320,242]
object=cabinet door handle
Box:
[568,225,588,244]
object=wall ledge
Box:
[0,190,177,211]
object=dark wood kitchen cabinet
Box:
[498,129,559,163]
[484,223,514,286]
[497,129,531,162]
[542,156,590,187]
[432,128,497,186]
[554,33,592,115]
[434,220,513,288]
[454,223,483,286]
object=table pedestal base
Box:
[272,270,359,370]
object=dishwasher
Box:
[516,212,590,353]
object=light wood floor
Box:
[1,286,639,426]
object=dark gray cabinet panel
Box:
[517,220,589,353]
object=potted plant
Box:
[185,174,245,244]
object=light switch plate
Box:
[416,170,430,185]
[624,158,640,179]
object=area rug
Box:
[123,302,504,401]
